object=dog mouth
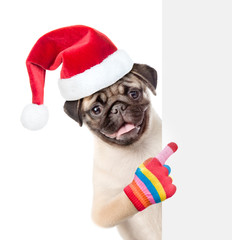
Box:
[101,122,142,140]
[98,105,149,145]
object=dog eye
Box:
[128,90,140,100]
[91,105,102,115]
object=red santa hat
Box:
[21,25,133,130]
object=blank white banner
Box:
[163,1,232,239]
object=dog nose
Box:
[111,103,127,114]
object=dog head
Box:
[63,64,157,146]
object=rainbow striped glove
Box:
[124,142,178,211]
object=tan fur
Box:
[64,65,161,239]
[82,75,144,112]
[92,108,162,240]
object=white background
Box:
[0,0,162,239]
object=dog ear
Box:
[131,63,157,95]
[63,100,83,127]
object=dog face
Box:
[64,64,157,146]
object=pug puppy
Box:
[64,63,162,240]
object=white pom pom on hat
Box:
[21,104,49,130]
[21,25,133,130]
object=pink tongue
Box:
[116,124,135,138]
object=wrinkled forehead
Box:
[82,74,147,111]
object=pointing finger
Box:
[155,142,178,165]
